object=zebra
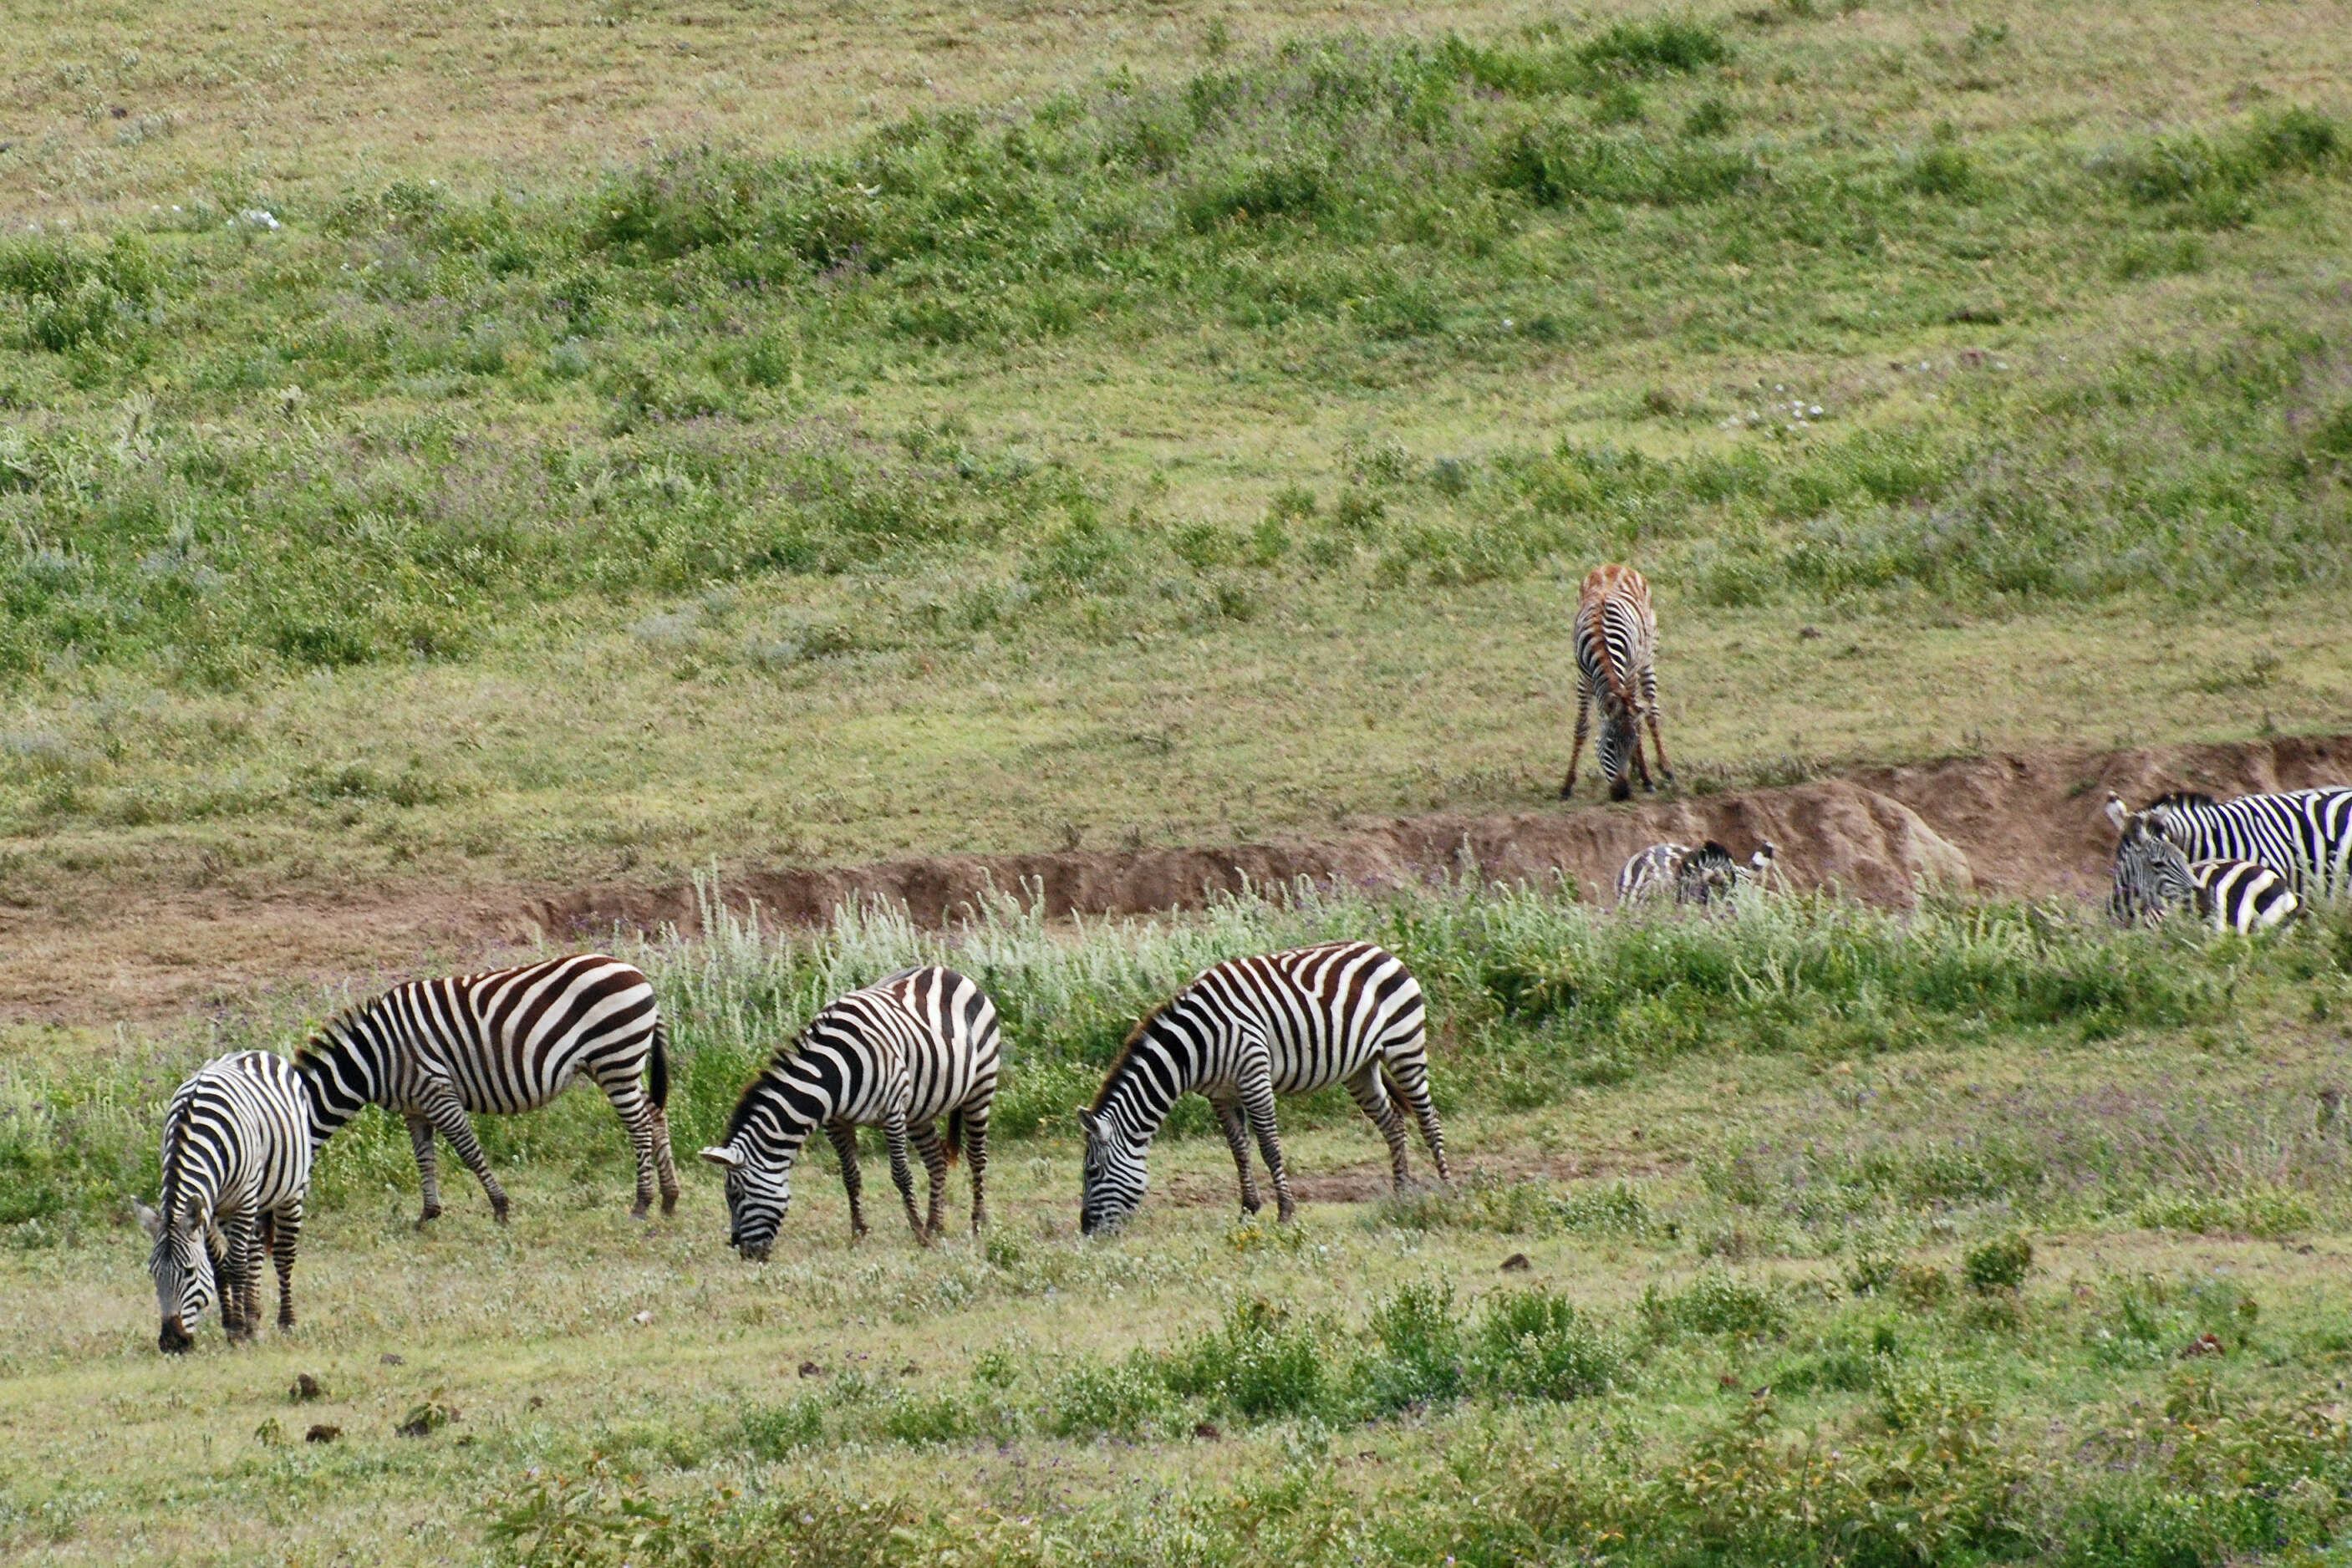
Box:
[1560,563,1673,802]
[295,953,678,1225]
[137,1051,313,1354]
[1615,840,1778,907]
[700,965,999,1258]
[2105,799,2303,934]
[1079,941,1449,1236]
[2107,788,2352,904]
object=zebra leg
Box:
[1385,1049,1453,1185]
[1640,664,1673,784]
[420,1091,511,1223]
[591,1067,663,1220]
[1344,1061,1415,1192]
[883,1112,929,1247]
[910,1122,952,1239]
[652,1107,680,1216]
[270,1200,303,1329]
[405,1112,444,1223]
[1207,1088,1265,1215]
[1560,675,1594,799]
[963,1104,990,1235]
[823,1121,869,1240]
[1240,1075,1296,1224]
[218,1212,259,1342]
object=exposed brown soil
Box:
[7,731,2349,1027]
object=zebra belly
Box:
[903,1056,980,1123]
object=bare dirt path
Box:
[6,732,2348,1027]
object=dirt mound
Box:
[8,732,2349,1024]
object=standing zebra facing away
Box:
[2105,798,2303,934]
[2110,787,2352,904]
[701,966,999,1257]
[1561,564,1673,802]
[1080,942,1448,1236]
[138,1051,312,1354]
[296,953,679,1225]
[1616,841,1778,907]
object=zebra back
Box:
[1574,564,1654,714]
[295,953,663,1138]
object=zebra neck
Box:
[737,1070,832,1163]
[294,1028,381,1142]
[1096,1022,1207,1144]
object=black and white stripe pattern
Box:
[2106,800,2303,933]
[1561,563,1674,802]
[296,953,677,1224]
[140,1051,312,1354]
[2110,788,2352,904]
[1080,941,1448,1235]
[701,966,1000,1257]
[1616,840,1777,907]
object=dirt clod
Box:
[798,1361,823,1377]
[304,1424,342,1443]
[379,1353,404,1366]
[290,1373,323,1403]
[1499,1253,1532,1272]
[1194,1422,1222,1441]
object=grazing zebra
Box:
[701,965,999,1257]
[2106,801,2303,934]
[1616,840,1778,907]
[1560,563,1673,802]
[138,1051,312,1354]
[2107,788,2352,904]
[1079,941,1448,1236]
[296,953,678,1225]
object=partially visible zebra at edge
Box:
[138,1050,313,1354]
[1561,563,1674,802]
[2110,787,2352,904]
[1616,840,1777,907]
[295,953,678,1225]
[2105,797,2305,934]
[702,965,1000,1257]
[1080,941,1448,1236]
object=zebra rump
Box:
[140,1051,313,1354]
[702,965,1000,1257]
[295,953,677,1224]
[1080,942,1448,1235]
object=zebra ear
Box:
[698,1144,745,1171]
[134,1199,162,1239]
[2105,795,2129,833]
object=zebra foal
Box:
[138,1051,313,1354]
[1561,563,1673,802]
[1616,840,1777,907]
[1080,942,1448,1235]
[703,965,1000,1258]
[297,953,678,1224]
[2106,797,2303,934]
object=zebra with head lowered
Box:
[1561,563,1674,802]
[138,1051,313,1354]
[1080,941,1448,1236]
[702,965,999,1257]
[2105,797,2304,934]
[296,953,678,1225]
[2108,787,2352,903]
[1616,840,1777,907]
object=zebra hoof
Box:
[1609,781,1633,803]
[491,1202,512,1225]
[659,1194,678,1216]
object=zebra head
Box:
[1078,1111,1148,1236]
[140,1195,219,1354]
[1597,710,1642,802]
[2106,797,2198,925]
[699,1139,792,1262]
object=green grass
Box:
[2,0,2350,896]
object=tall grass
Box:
[0,873,2302,1240]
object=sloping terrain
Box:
[9,731,2346,1025]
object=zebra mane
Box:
[2147,790,2217,810]
[1090,995,1184,1116]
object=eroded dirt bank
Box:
[7,732,2349,1025]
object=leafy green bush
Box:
[1963,1233,2033,1293]
[1474,1289,1628,1401]
[1642,1270,1791,1340]
[1163,1298,1333,1421]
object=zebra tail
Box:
[942,1107,965,1168]
[649,1021,670,1113]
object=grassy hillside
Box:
[1,0,2349,899]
